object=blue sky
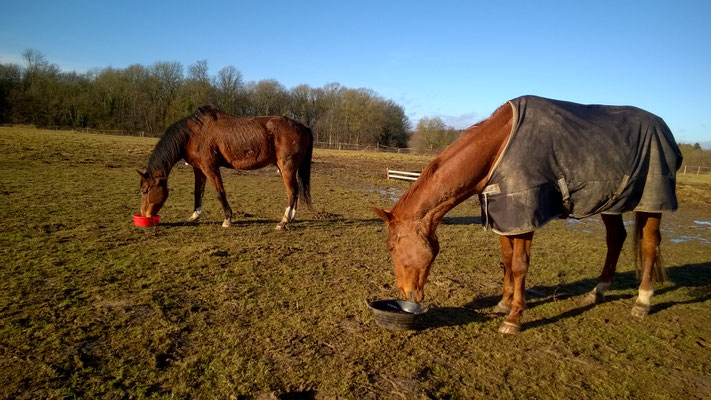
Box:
[1,1,710,144]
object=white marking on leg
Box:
[187,208,202,222]
[222,219,231,228]
[586,281,611,304]
[280,206,296,224]
[596,282,611,296]
[636,288,653,306]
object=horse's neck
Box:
[391,146,491,224]
[391,104,512,227]
[147,149,176,179]
[146,119,195,178]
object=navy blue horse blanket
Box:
[480,95,682,235]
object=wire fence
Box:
[313,141,416,153]
[680,165,711,175]
[39,126,153,137]
[313,141,442,155]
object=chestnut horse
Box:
[138,105,313,229]
[374,96,681,334]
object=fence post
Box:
[698,166,701,175]
[683,165,687,174]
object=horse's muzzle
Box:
[403,289,424,303]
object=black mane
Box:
[147,105,220,174]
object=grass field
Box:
[1,127,710,399]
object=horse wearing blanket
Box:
[374,95,682,334]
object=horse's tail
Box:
[633,212,666,283]
[298,127,313,209]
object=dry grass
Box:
[1,127,710,399]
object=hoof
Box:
[275,224,285,231]
[498,321,521,335]
[630,303,649,319]
[221,220,231,228]
[493,301,511,314]
[584,290,605,306]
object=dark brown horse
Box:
[374,95,682,334]
[138,105,313,229]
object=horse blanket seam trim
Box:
[485,101,519,183]
[479,95,682,236]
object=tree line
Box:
[0,50,425,148]
[678,143,711,167]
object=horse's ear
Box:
[136,169,147,178]
[372,206,393,224]
[150,169,167,184]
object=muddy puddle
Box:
[364,186,404,202]
[565,216,711,244]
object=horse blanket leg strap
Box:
[557,177,571,219]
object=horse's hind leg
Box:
[631,212,663,318]
[585,213,626,304]
[205,167,233,228]
[187,167,207,222]
[495,235,514,314]
[276,164,299,230]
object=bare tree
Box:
[409,117,458,151]
[215,66,244,114]
[251,79,288,116]
[150,61,183,129]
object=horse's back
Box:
[481,96,682,235]
[189,113,311,170]
[216,115,310,141]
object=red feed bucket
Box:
[133,214,160,226]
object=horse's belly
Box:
[223,140,276,169]
[225,155,273,170]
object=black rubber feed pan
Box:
[366,299,428,330]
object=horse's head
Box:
[373,206,439,303]
[138,170,169,217]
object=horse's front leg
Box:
[499,231,534,334]
[187,167,207,223]
[205,167,233,228]
[494,235,514,314]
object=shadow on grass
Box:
[464,262,711,329]
[159,219,277,228]
[442,216,482,225]
[152,217,386,232]
[305,217,384,227]
[420,306,491,330]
